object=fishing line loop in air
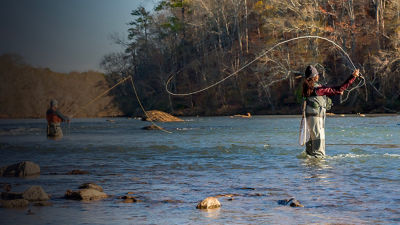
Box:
[70,75,172,134]
[165,35,367,103]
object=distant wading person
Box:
[46,99,69,138]
[302,65,359,158]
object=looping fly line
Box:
[70,75,171,134]
[165,35,367,103]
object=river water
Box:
[0,115,399,224]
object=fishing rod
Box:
[68,75,171,134]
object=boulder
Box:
[196,197,221,209]
[22,186,50,201]
[142,110,183,122]
[0,161,40,177]
[65,183,107,201]
[79,183,103,192]
[0,199,29,208]
[65,189,108,201]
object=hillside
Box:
[101,0,400,116]
[0,54,123,118]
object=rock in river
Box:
[196,197,221,209]
[142,110,183,122]
[79,183,103,192]
[65,189,108,201]
[65,183,107,201]
[22,186,50,201]
[0,161,40,177]
[277,198,304,207]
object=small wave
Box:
[330,152,400,159]
[296,151,309,159]
[175,127,198,131]
[329,153,372,159]
[383,153,400,158]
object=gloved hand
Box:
[353,69,360,77]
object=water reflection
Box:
[199,208,221,219]
[301,157,331,181]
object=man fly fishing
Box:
[46,99,69,139]
[301,65,360,158]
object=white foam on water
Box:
[383,153,400,158]
[328,153,372,159]
[330,152,400,159]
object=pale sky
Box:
[0,0,156,73]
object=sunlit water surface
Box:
[0,115,399,224]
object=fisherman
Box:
[302,65,359,158]
[46,99,69,138]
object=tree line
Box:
[101,0,400,116]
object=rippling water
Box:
[0,115,399,224]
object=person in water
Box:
[46,99,69,138]
[302,65,359,158]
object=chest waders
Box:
[304,84,331,158]
[47,123,63,138]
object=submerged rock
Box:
[122,198,138,203]
[214,194,240,198]
[79,183,103,192]
[142,110,183,122]
[196,197,221,209]
[22,186,50,201]
[118,194,142,203]
[66,170,89,175]
[288,199,304,207]
[0,161,40,177]
[278,198,304,207]
[142,125,163,130]
[0,199,29,208]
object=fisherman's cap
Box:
[305,65,319,79]
[50,99,58,107]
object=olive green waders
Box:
[304,92,329,158]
